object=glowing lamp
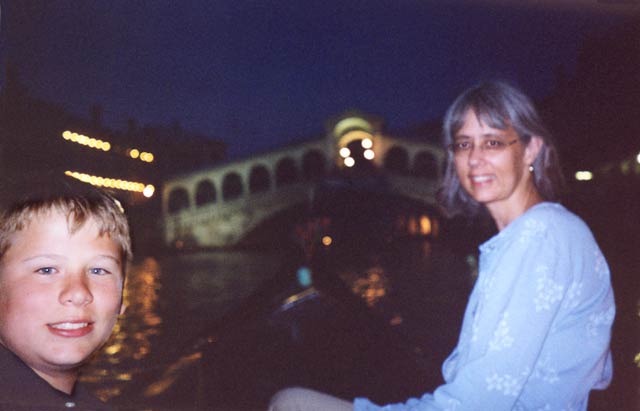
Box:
[364,149,375,160]
[344,157,355,167]
[143,185,155,198]
[575,171,593,181]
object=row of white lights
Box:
[65,170,155,198]
[339,138,375,168]
[61,131,155,163]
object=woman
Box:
[269,81,615,411]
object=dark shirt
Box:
[0,344,112,410]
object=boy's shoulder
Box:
[0,345,112,410]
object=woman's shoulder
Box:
[518,202,593,241]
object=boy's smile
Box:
[0,210,124,389]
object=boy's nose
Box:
[60,274,93,306]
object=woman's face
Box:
[453,110,541,220]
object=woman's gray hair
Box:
[438,80,564,216]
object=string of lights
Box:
[61,131,155,163]
[64,170,156,198]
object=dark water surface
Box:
[81,212,475,410]
[82,250,293,404]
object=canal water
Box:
[79,190,481,410]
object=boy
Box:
[0,189,131,410]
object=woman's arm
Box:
[355,211,614,411]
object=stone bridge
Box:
[161,113,445,248]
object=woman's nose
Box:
[59,273,93,306]
[467,143,484,166]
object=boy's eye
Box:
[36,267,57,275]
[90,268,111,275]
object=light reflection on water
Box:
[81,250,290,402]
[82,257,162,401]
[343,264,389,307]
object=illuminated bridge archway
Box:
[162,114,445,248]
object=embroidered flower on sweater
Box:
[532,357,560,384]
[534,265,564,311]
[587,306,615,337]
[486,372,523,396]
[564,281,583,310]
[594,248,609,280]
[489,312,514,351]
[518,218,547,244]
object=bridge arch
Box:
[275,156,299,187]
[168,187,190,214]
[413,150,439,178]
[384,145,410,175]
[195,179,217,206]
[222,172,243,201]
[302,149,327,181]
[249,164,271,194]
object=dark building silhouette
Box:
[0,65,226,246]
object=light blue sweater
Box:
[355,203,614,411]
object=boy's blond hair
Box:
[0,190,132,267]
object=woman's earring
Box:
[529,165,534,173]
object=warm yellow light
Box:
[364,149,375,160]
[419,215,432,235]
[64,170,152,195]
[339,147,351,158]
[575,171,593,181]
[143,185,155,198]
[129,149,140,159]
[321,235,332,246]
[104,344,122,355]
[344,157,355,167]
[62,131,113,153]
[361,138,373,149]
[141,152,154,162]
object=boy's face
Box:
[0,210,124,379]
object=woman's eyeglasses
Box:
[448,139,519,155]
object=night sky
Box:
[3,1,637,157]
